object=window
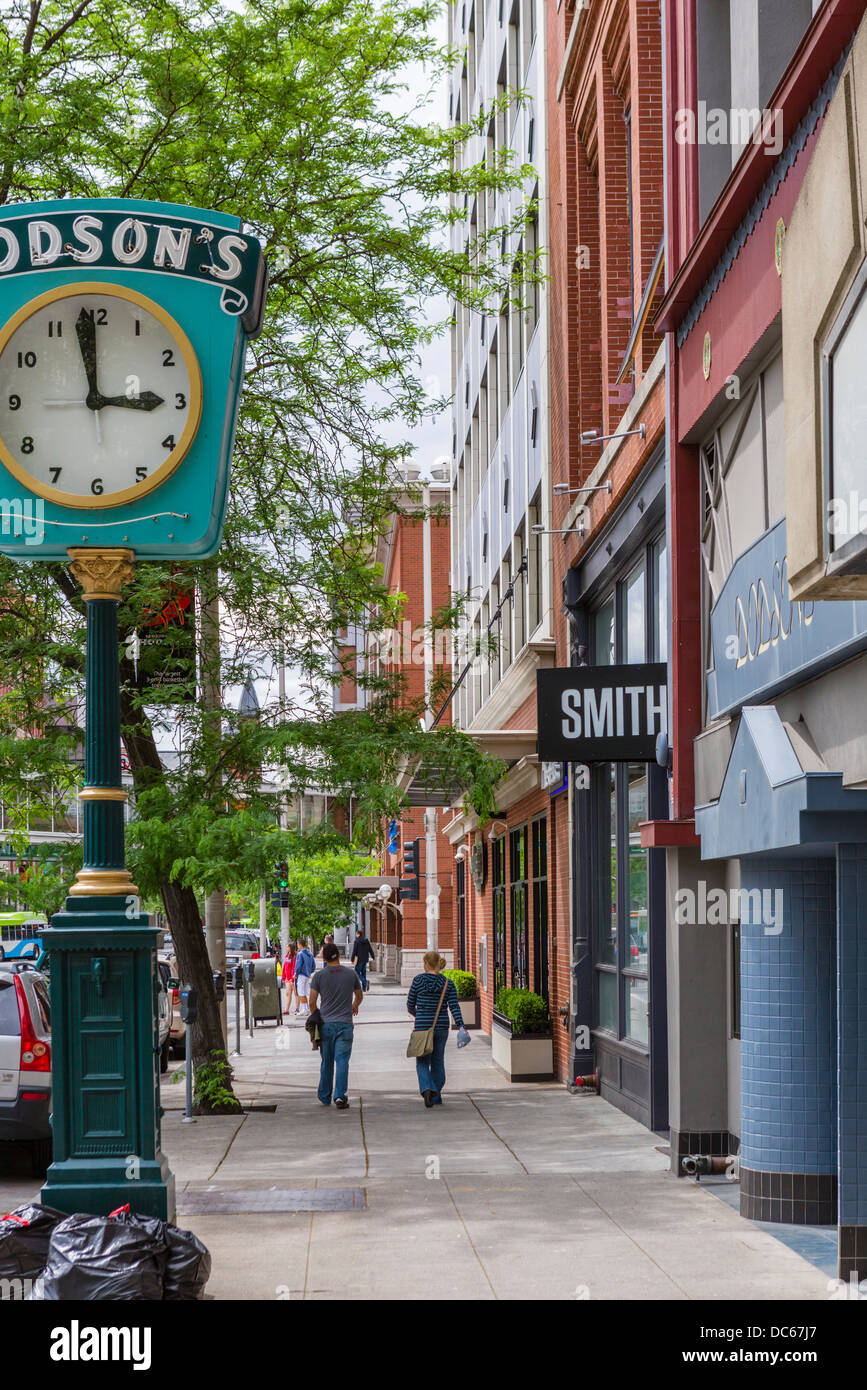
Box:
[509,825,528,988]
[456,858,467,972]
[492,836,507,994]
[590,535,665,1049]
[531,817,549,1001]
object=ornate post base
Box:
[41,903,175,1220]
[41,549,174,1220]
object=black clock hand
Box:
[75,309,101,410]
[100,391,165,412]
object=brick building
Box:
[337,467,458,984]
[544,0,669,1121]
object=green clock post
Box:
[42,548,175,1217]
[0,197,266,1219]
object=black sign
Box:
[536,664,667,763]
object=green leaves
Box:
[0,0,528,894]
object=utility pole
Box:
[422,479,440,952]
[278,644,291,955]
[200,579,227,1044]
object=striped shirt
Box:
[406,973,464,1033]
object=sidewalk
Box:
[0,982,834,1300]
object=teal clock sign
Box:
[0,197,266,559]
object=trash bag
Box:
[163,1223,211,1300]
[38,1210,168,1301]
[0,1203,66,1282]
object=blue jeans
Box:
[318,1020,354,1104]
[416,1028,447,1104]
[354,961,368,990]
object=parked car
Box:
[156,960,172,1073]
[0,960,52,1173]
[225,929,260,987]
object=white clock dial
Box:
[0,284,202,508]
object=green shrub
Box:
[443,968,477,1000]
[495,987,549,1036]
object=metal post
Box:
[425,807,439,952]
[183,1020,196,1123]
[41,549,174,1220]
[231,967,242,1056]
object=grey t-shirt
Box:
[310,965,361,1023]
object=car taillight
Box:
[172,989,179,1004]
[15,977,51,1072]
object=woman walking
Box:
[281,943,297,1016]
[406,951,464,1108]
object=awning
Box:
[695,707,867,859]
[343,876,399,894]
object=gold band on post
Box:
[68,868,140,898]
[77,787,129,802]
[67,548,135,600]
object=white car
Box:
[0,960,52,1173]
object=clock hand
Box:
[75,308,101,410]
[99,390,165,412]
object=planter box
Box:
[491,1010,554,1081]
[457,996,480,1030]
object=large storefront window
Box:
[492,836,507,993]
[531,817,549,1002]
[510,825,529,989]
[591,535,664,1049]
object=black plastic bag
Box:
[38,1210,168,1301]
[0,1203,66,1284]
[163,1223,211,1300]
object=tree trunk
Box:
[160,878,240,1115]
[118,648,240,1114]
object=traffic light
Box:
[399,838,420,901]
[276,861,288,888]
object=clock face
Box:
[0,283,202,508]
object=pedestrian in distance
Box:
[293,940,316,1016]
[308,942,364,1110]
[281,943,297,1016]
[406,952,464,1108]
[350,927,375,992]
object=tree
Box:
[0,0,529,1106]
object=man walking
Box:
[308,943,363,1109]
[293,939,317,1016]
[350,927,375,992]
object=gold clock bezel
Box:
[0,281,203,510]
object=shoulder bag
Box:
[406,977,450,1058]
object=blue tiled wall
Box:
[837,845,867,1226]
[740,857,836,1175]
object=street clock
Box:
[0,283,202,508]
[0,197,266,559]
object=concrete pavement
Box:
[0,979,835,1300]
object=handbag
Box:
[406,978,450,1058]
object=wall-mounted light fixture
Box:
[581,423,646,447]
[553,481,612,496]
[531,523,586,538]
[454,843,471,862]
[487,820,508,841]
